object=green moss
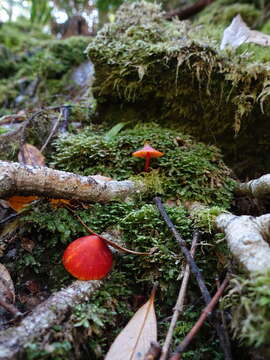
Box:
[225,271,270,350]
[52,124,235,207]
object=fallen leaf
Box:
[221,15,270,50]
[0,263,15,303]
[18,143,45,166]
[105,287,157,360]
[6,144,45,212]
[7,195,38,212]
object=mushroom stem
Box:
[145,152,151,172]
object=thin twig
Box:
[160,232,198,360]
[169,277,229,360]
[40,108,63,153]
[65,205,149,255]
[154,197,232,360]
[154,198,210,304]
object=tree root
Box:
[0,161,144,202]
[0,280,101,360]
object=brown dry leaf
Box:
[7,195,38,212]
[7,144,45,212]
[105,287,157,360]
[18,143,45,166]
[0,263,15,303]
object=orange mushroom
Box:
[132,143,164,172]
[62,235,113,280]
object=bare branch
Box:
[0,161,144,203]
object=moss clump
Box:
[86,1,270,178]
[52,124,235,207]
[226,271,270,351]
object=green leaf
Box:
[104,122,129,141]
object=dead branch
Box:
[0,161,144,202]
[169,277,229,360]
[236,174,270,200]
[160,232,198,360]
[164,0,215,20]
[216,213,270,273]
[188,201,270,274]
[0,280,101,359]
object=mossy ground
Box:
[1,123,234,359]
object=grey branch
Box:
[0,280,101,359]
[216,213,270,273]
[0,161,144,202]
[236,174,270,200]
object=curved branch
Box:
[236,174,270,200]
[216,213,270,273]
[0,161,144,203]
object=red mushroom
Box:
[132,143,164,172]
[62,235,113,280]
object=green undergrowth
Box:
[52,124,235,207]
[0,35,90,114]
[86,1,270,177]
[18,199,227,359]
[224,270,270,353]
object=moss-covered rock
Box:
[86,1,270,178]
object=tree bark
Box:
[0,280,101,360]
[0,161,144,203]
[165,0,215,20]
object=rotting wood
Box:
[0,280,101,359]
[0,161,144,203]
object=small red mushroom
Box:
[132,143,164,172]
[62,235,113,280]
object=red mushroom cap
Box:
[132,144,164,159]
[62,235,113,280]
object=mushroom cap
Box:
[62,235,113,280]
[132,144,164,159]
